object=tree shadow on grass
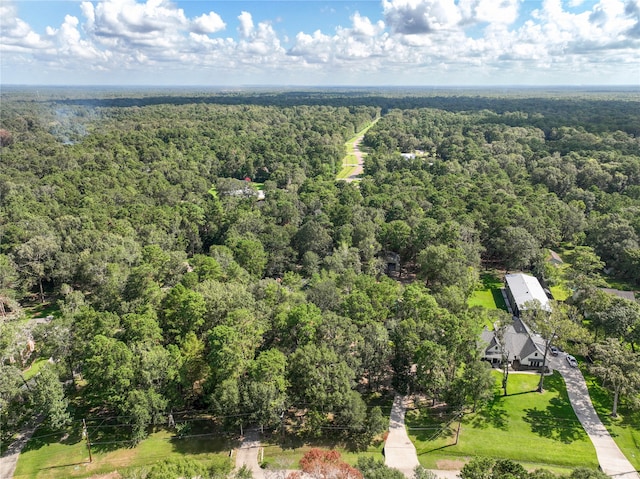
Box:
[469,395,508,431]
[523,398,587,444]
[523,373,588,444]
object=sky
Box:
[1,0,639,86]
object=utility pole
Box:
[82,419,92,463]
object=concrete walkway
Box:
[0,417,42,479]
[552,354,639,479]
[384,395,421,476]
[235,429,265,479]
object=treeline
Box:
[0,91,639,452]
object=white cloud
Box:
[237,11,254,39]
[459,0,521,25]
[382,0,462,34]
[191,12,225,34]
[0,2,49,52]
[1,0,639,85]
[351,12,385,37]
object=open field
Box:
[407,372,598,472]
[12,427,233,479]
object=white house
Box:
[480,317,548,370]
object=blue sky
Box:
[1,0,639,86]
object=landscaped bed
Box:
[407,371,599,472]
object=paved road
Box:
[235,429,265,479]
[552,354,639,479]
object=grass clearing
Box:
[22,357,50,381]
[23,301,60,320]
[407,372,598,471]
[468,272,508,318]
[336,118,379,180]
[13,426,233,479]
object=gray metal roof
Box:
[505,273,551,313]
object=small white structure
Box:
[505,273,551,317]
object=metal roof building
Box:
[505,273,551,316]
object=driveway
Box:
[384,395,421,477]
[552,354,639,478]
[235,429,265,479]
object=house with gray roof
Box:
[505,273,551,317]
[480,317,548,370]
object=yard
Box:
[406,371,598,473]
[12,423,233,479]
[468,272,508,322]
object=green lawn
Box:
[407,372,598,472]
[468,272,508,317]
[22,357,50,381]
[582,368,640,470]
[13,427,233,479]
[23,301,60,320]
[549,283,572,301]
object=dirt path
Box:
[337,117,379,182]
[344,135,365,182]
[551,355,639,478]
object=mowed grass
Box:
[13,428,233,479]
[407,372,598,471]
[468,272,508,322]
[582,369,640,470]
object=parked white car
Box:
[566,355,578,368]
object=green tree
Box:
[523,302,590,392]
[287,343,355,412]
[589,338,640,417]
[357,456,404,479]
[160,284,206,341]
[15,234,60,302]
[32,365,71,430]
[461,359,495,412]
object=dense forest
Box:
[1,88,639,474]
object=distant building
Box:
[505,273,551,317]
[599,288,636,302]
[547,250,564,265]
[480,317,548,370]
